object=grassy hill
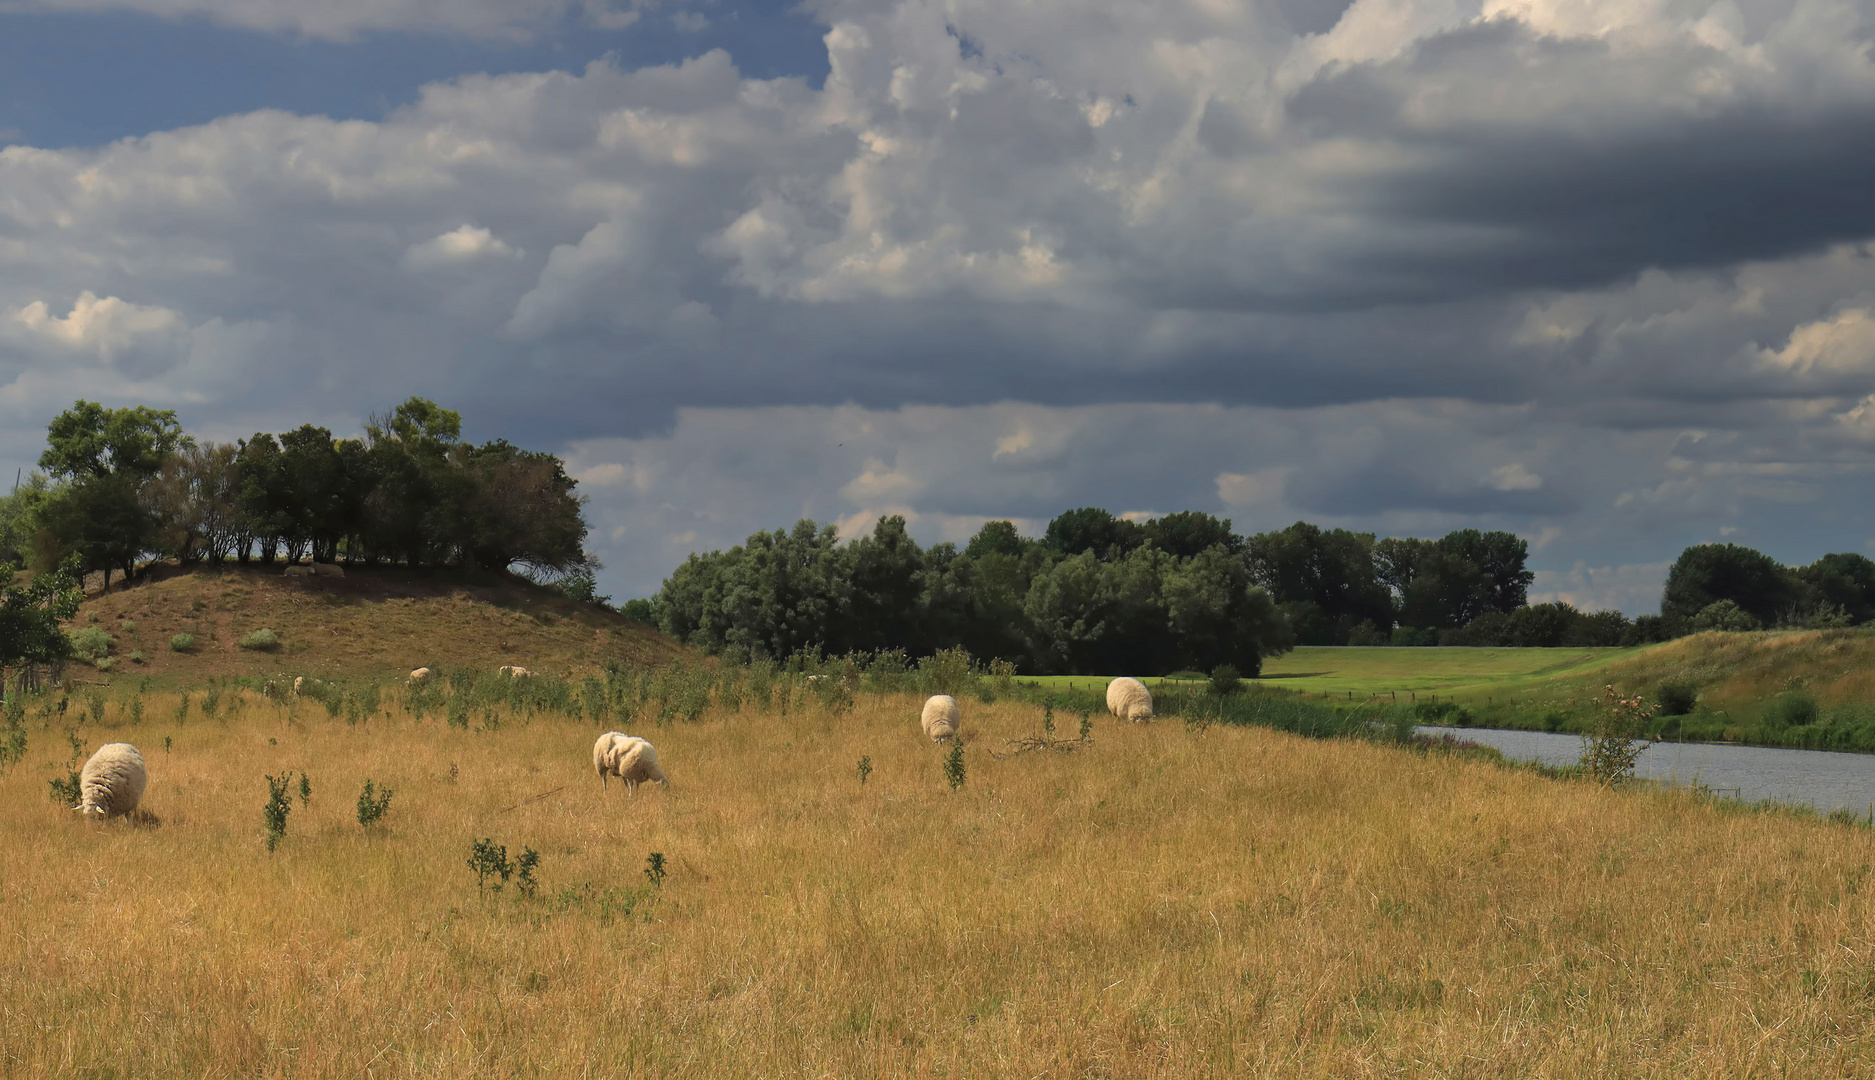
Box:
[63,564,687,682]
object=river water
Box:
[1418,727,1875,816]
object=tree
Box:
[37,401,189,588]
[1161,546,1291,675]
[963,520,1027,560]
[1245,522,1393,643]
[1661,544,1799,627]
[836,516,924,653]
[1796,553,1875,626]
[39,401,187,482]
[1043,507,1146,560]
[1377,530,1533,630]
[1023,547,1169,674]
[1145,511,1240,559]
[0,556,83,685]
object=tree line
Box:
[0,398,593,589]
[656,510,1593,674]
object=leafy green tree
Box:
[1161,546,1291,674]
[40,401,187,482]
[1023,547,1170,674]
[836,516,924,653]
[1661,544,1799,627]
[1245,522,1394,643]
[37,401,188,588]
[1796,553,1875,626]
[1043,507,1146,560]
[963,519,1028,560]
[0,556,83,684]
[1144,511,1240,558]
[1376,530,1532,630]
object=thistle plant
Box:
[943,740,966,791]
[263,773,293,851]
[1581,685,1654,787]
[856,755,873,786]
[644,852,667,887]
[357,780,394,827]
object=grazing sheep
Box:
[409,667,432,683]
[499,665,532,678]
[921,694,961,741]
[75,743,147,818]
[592,731,668,790]
[293,676,304,695]
[283,565,312,578]
[309,562,345,578]
[1106,677,1154,723]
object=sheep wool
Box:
[592,732,668,789]
[409,667,432,682]
[76,743,147,817]
[1106,677,1154,723]
[500,665,532,678]
[921,694,961,741]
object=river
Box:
[1419,726,1875,816]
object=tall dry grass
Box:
[3,689,1875,1077]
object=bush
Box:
[619,598,657,624]
[239,628,281,651]
[1656,682,1697,717]
[94,657,115,672]
[68,626,112,663]
[1208,664,1243,696]
[356,780,394,827]
[1769,693,1819,730]
[170,633,196,653]
[1345,621,1389,647]
[1692,600,1760,633]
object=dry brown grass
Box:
[64,565,685,681]
[4,690,1875,1077]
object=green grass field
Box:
[1258,645,1643,697]
[1025,647,1644,699]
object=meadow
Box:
[4,671,1875,1077]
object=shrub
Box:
[1691,600,1759,633]
[130,651,145,665]
[1769,693,1819,730]
[263,773,293,851]
[170,633,196,653]
[68,626,112,663]
[1209,664,1243,696]
[1655,682,1697,717]
[644,852,667,888]
[239,628,281,651]
[120,619,136,633]
[919,647,976,698]
[468,838,512,890]
[1581,685,1653,786]
[619,598,657,624]
[94,657,115,672]
[357,779,394,827]
[943,740,966,790]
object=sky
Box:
[1,0,1873,613]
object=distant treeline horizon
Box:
[642,509,1875,674]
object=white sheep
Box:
[75,743,147,818]
[499,665,532,678]
[592,731,668,790]
[309,562,345,578]
[921,694,961,741]
[1106,677,1154,723]
[283,565,312,578]
[409,667,432,683]
[293,676,304,695]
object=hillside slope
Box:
[65,565,687,682]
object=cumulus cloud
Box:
[0,0,1869,601]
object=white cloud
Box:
[402,225,519,271]
[1487,463,1543,491]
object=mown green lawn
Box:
[1025,646,1643,699]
